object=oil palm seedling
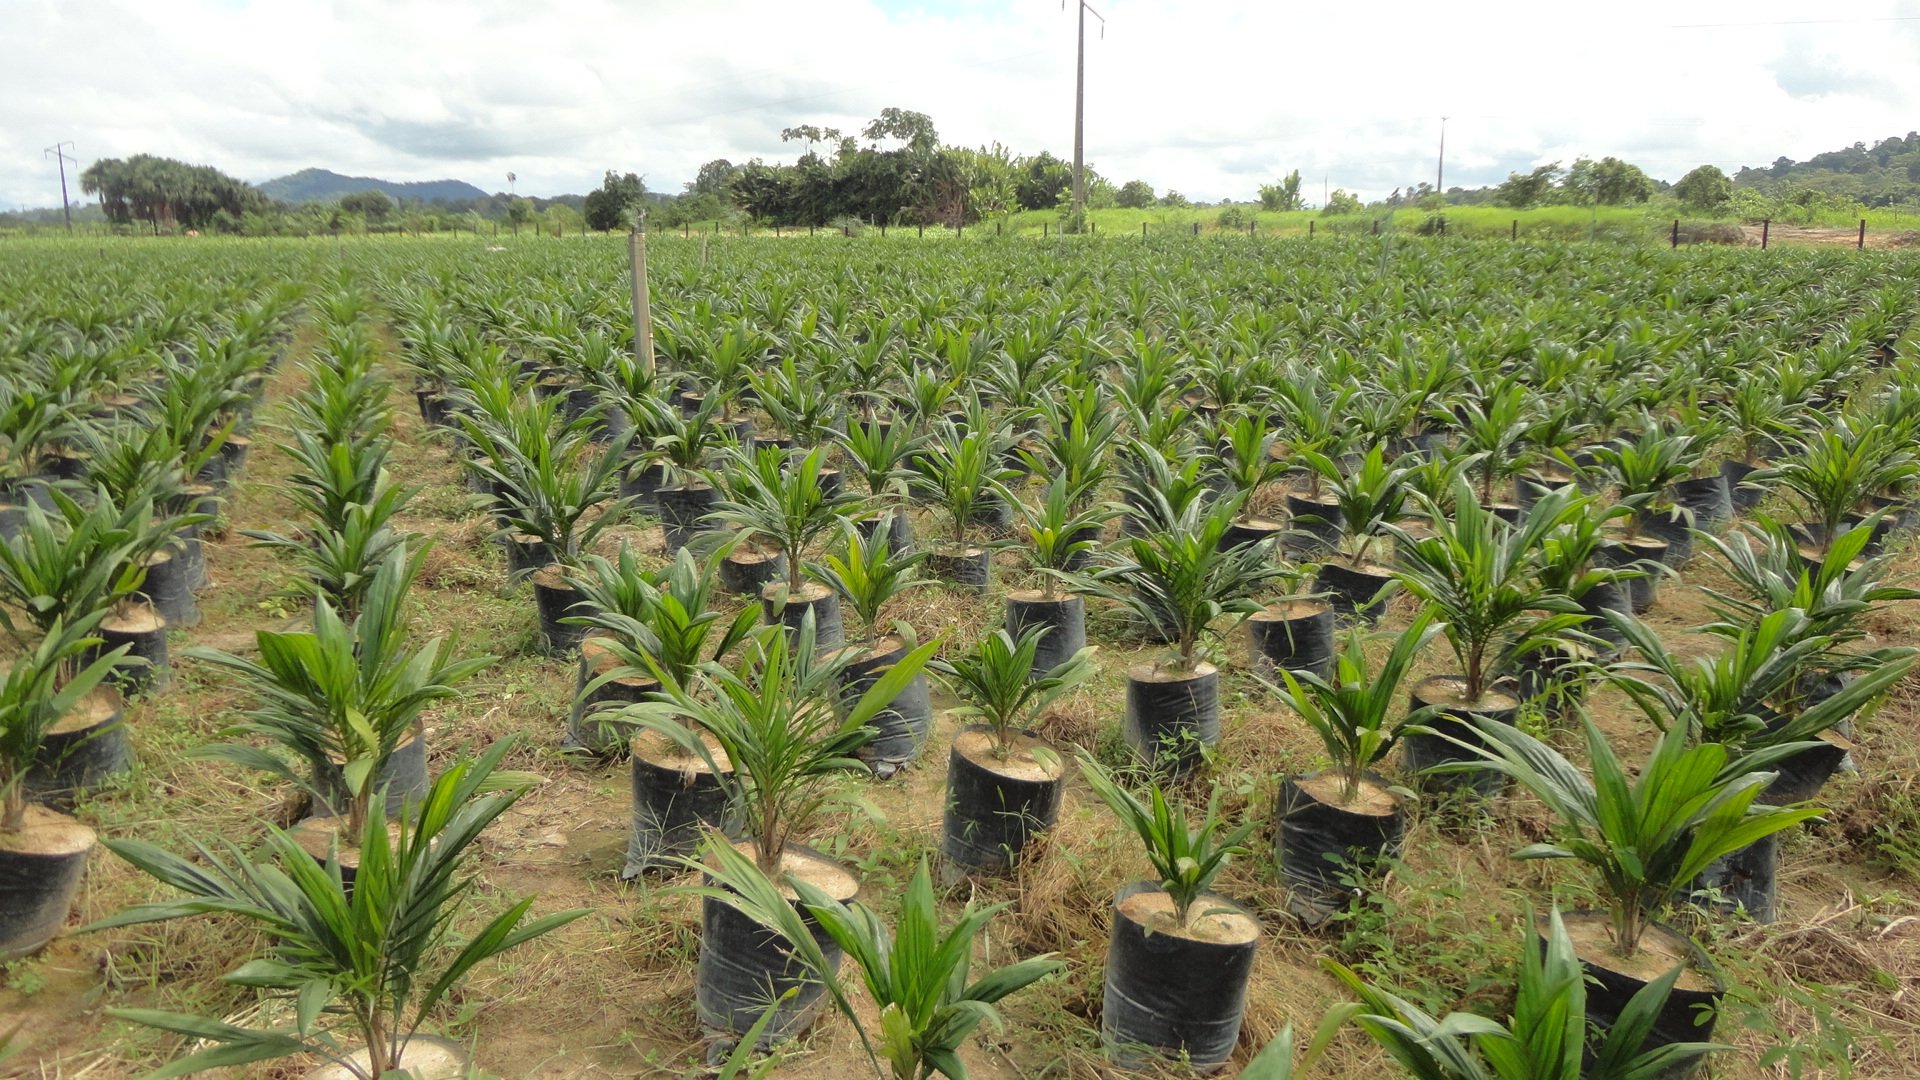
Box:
[90,740,586,1080]
[0,373,82,509]
[1452,377,1537,512]
[839,415,922,552]
[1209,410,1290,549]
[1514,494,1644,713]
[712,444,866,616]
[1114,437,1214,538]
[1019,381,1119,512]
[1764,416,1919,559]
[751,353,842,450]
[1001,473,1110,672]
[1514,397,1590,511]
[241,425,417,621]
[1606,606,1913,754]
[809,518,937,773]
[1271,373,1353,502]
[1085,493,1286,771]
[1323,905,1726,1080]
[1696,518,1920,668]
[66,424,210,682]
[644,392,735,555]
[932,626,1093,871]
[189,546,494,842]
[685,324,769,432]
[1606,605,1915,923]
[1078,755,1260,1072]
[1268,612,1442,921]
[693,846,1061,1076]
[466,391,631,652]
[0,488,156,655]
[0,616,127,958]
[911,420,1017,589]
[623,620,936,1039]
[810,518,929,648]
[1715,376,1801,510]
[1388,481,1587,794]
[566,546,757,872]
[1426,714,1821,1059]
[1295,444,1416,618]
[1589,424,1707,565]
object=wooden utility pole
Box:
[628,223,653,375]
[44,142,76,235]
[1067,0,1105,221]
[1436,117,1448,195]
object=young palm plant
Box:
[567,546,758,872]
[713,445,865,596]
[1078,754,1261,1071]
[624,621,936,1039]
[1295,445,1416,618]
[1087,494,1287,770]
[693,846,1061,1079]
[912,420,1017,588]
[562,545,760,749]
[1589,425,1705,564]
[809,518,929,648]
[626,617,937,873]
[241,427,416,620]
[0,488,155,654]
[1,616,127,946]
[1764,416,1919,558]
[1452,378,1537,510]
[643,392,736,554]
[190,546,494,839]
[810,518,938,774]
[1389,482,1587,794]
[1697,518,1920,666]
[1209,411,1289,546]
[1323,905,1725,1080]
[1269,613,1442,919]
[1425,711,1822,1057]
[91,741,586,1080]
[933,626,1093,871]
[1002,473,1110,674]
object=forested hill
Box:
[1733,133,1920,207]
[259,168,489,204]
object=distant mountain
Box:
[259,168,490,204]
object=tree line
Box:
[24,126,1920,239]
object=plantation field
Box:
[4,234,1920,1080]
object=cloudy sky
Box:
[6,0,1920,210]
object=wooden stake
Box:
[628,229,654,375]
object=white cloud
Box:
[4,0,1918,210]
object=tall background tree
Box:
[1673,164,1733,211]
[1258,170,1304,211]
[1494,163,1563,208]
[79,154,266,233]
[1565,156,1656,205]
[582,170,647,232]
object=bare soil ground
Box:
[1740,223,1920,250]
[5,322,1920,1079]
